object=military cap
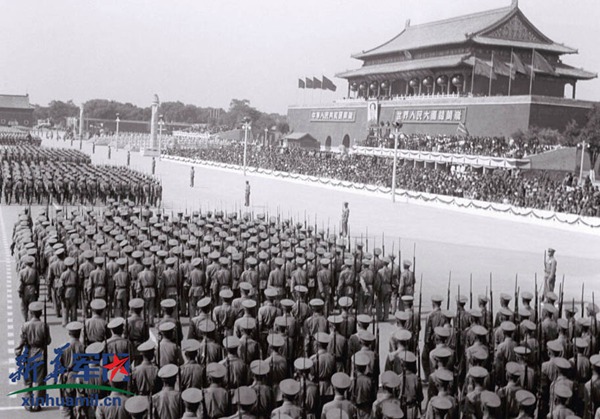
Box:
[219,289,234,299]
[344,258,354,267]
[587,303,599,315]
[515,390,536,407]
[357,314,373,325]
[197,297,212,308]
[55,248,65,257]
[553,357,571,370]
[137,340,155,352]
[392,329,412,342]
[158,364,178,379]
[294,357,314,371]
[441,310,455,319]
[125,396,149,415]
[315,332,331,345]
[66,321,83,331]
[430,397,452,412]
[394,311,410,322]
[182,339,201,353]
[83,250,95,259]
[246,257,258,266]
[357,330,375,342]
[165,257,176,266]
[506,362,522,377]
[381,371,401,388]
[116,257,127,266]
[338,297,353,308]
[122,245,134,254]
[382,256,391,264]
[182,387,202,404]
[554,384,572,399]
[281,299,294,309]
[431,295,443,303]
[564,303,578,314]
[156,250,168,258]
[331,372,352,389]
[108,317,125,329]
[397,351,417,364]
[481,391,501,408]
[294,285,308,294]
[521,320,536,332]
[471,325,487,336]
[547,340,563,353]
[431,347,452,360]
[434,326,451,338]
[521,291,533,301]
[160,299,177,309]
[239,317,256,331]
[352,352,370,367]
[90,299,107,311]
[218,257,230,265]
[500,321,516,333]
[250,360,270,376]
[191,258,202,268]
[498,307,513,318]
[573,338,588,350]
[280,379,301,396]
[305,251,315,260]
[183,249,194,258]
[295,256,306,265]
[469,366,488,379]
[557,318,569,330]
[86,341,105,354]
[478,295,489,304]
[64,257,76,267]
[241,299,257,309]
[267,334,285,347]
[198,320,216,333]
[327,315,344,325]
[543,303,558,314]
[223,336,240,349]
[158,322,176,332]
[469,309,482,318]
[131,250,143,259]
[456,295,468,304]
[309,298,325,308]
[472,349,488,361]
[320,258,331,266]
[590,354,600,367]
[546,291,558,302]
[326,409,349,419]
[207,362,227,379]
[434,369,454,383]
[142,257,153,267]
[500,293,512,301]
[514,346,532,357]
[401,296,414,304]
[548,247,556,253]
[129,298,144,309]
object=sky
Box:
[1,0,599,114]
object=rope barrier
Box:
[164,156,600,229]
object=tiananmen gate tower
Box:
[287,2,597,148]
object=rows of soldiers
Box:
[0,130,42,146]
[0,145,91,164]
[0,158,162,206]
[12,203,600,419]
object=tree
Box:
[578,104,600,172]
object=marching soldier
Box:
[131,341,160,396]
[544,248,557,298]
[86,299,108,343]
[249,360,274,419]
[18,256,39,320]
[59,257,79,325]
[152,364,181,419]
[180,339,203,390]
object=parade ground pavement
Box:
[0,137,599,416]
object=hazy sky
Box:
[1,0,598,114]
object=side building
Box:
[288,3,597,149]
[0,94,35,128]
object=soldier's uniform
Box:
[152,364,181,419]
[132,341,160,396]
[179,339,203,391]
[85,299,108,343]
[18,256,39,320]
[59,257,79,325]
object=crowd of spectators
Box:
[166,144,600,217]
[363,133,556,158]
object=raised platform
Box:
[287,95,596,148]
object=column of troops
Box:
[0,131,42,146]
[12,203,600,419]
[0,147,161,205]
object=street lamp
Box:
[578,140,589,184]
[158,115,165,160]
[242,117,251,176]
[78,105,84,150]
[391,121,403,202]
[115,113,120,150]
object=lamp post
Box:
[78,105,84,150]
[578,140,588,184]
[115,113,120,150]
[158,115,165,160]
[242,117,251,176]
[391,122,403,202]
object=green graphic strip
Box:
[8,384,134,396]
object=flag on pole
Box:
[312,77,322,89]
[511,52,527,76]
[305,77,314,88]
[322,76,337,92]
[472,57,496,79]
[531,50,556,75]
[456,121,469,137]
[492,59,513,78]
[298,79,305,89]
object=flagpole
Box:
[488,51,494,97]
[508,48,514,96]
[470,56,476,95]
[529,49,535,95]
